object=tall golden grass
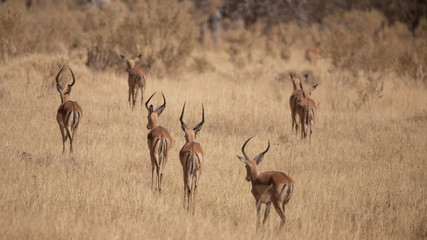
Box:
[0,2,426,239]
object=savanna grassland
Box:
[0,1,426,239]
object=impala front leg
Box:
[256,200,262,231]
[150,153,156,192]
[59,125,66,155]
[262,202,272,225]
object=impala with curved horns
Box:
[120,54,147,110]
[296,81,317,142]
[145,92,172,193]
[179,102,205,213]
[289,73,317,134]
[236,137,294,231]
[55,66,83,154]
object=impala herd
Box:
[54,57,318,231]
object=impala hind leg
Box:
[256,201,262,231]
[65,126,73,154]
[133,87,139,109]
[59,125,66,155]
[183,172,188,209]
[128,87,132,108]
[150,154,156,192]
[273,200,286,230]
[262,202,272,225]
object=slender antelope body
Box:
[121,54,147,110]
[179,103,205,213]
[305,47,319,64]
[55,66,82,154]
[296,82,317,142]
[236,137,294,231]
[145,92,172,193]
[289,74,317,134]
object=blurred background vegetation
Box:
[0,0,426,84]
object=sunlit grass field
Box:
[0,45,425,240]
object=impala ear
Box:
[66,85,72,94]
[236,155,248,165]
[303,73,309,80]
[310,83,318,94]
[254,141,270,165]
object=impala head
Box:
[298,81,318,102]
[236,137,270,182]
[179,102,205,143]
[145,92,166,129]
[290,73,308,91]
[55,65,76,104]
[120,54,141,72]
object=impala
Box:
[305,47,319,64]
[55,66,83,154]
[296,82,317,142]
[289,73,318,134]
[120,54,147,110]
[236,137,294,231]
[179,102,205,213]
[145,92,172,193]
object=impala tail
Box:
[71,107,81,131]
[280,184,294,210]
[186,153,201,193]
[157,138,168,167]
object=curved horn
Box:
[68,66,76,87]
[300,82,307,98]
[254,140,270,165]
[55,65,65,86]
[145,92,157,111]
[193,104,205,135]
[179,102,188,131]
[241,136,253,160]
[154,92,166,116]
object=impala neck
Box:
[247,164,259,183]
[126,61,135,72]
[148,113,160,129]
[60,93,70,104]
[184,130,195,143]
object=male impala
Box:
[289,73,317,134]
[120,54,147,110]
[55,66,83,154]
[145,92,172,193]
[236,137,294,231]
[179,102,204,213]
[296,82,317,142]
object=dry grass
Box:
[0,47,425,239]
[0,3,426,239]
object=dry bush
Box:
[322,10,426,85]
[0,2,28,60]
[84,0,194,74]
[192,56,215,73]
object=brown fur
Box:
[55,66,82,155]
[296,82,317,143]
[289,74,317,134]
[179,103,204,214]
[145,92,172,193]
[121,54,147,110]
[305,47,319,64]
[236,137,294,231]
